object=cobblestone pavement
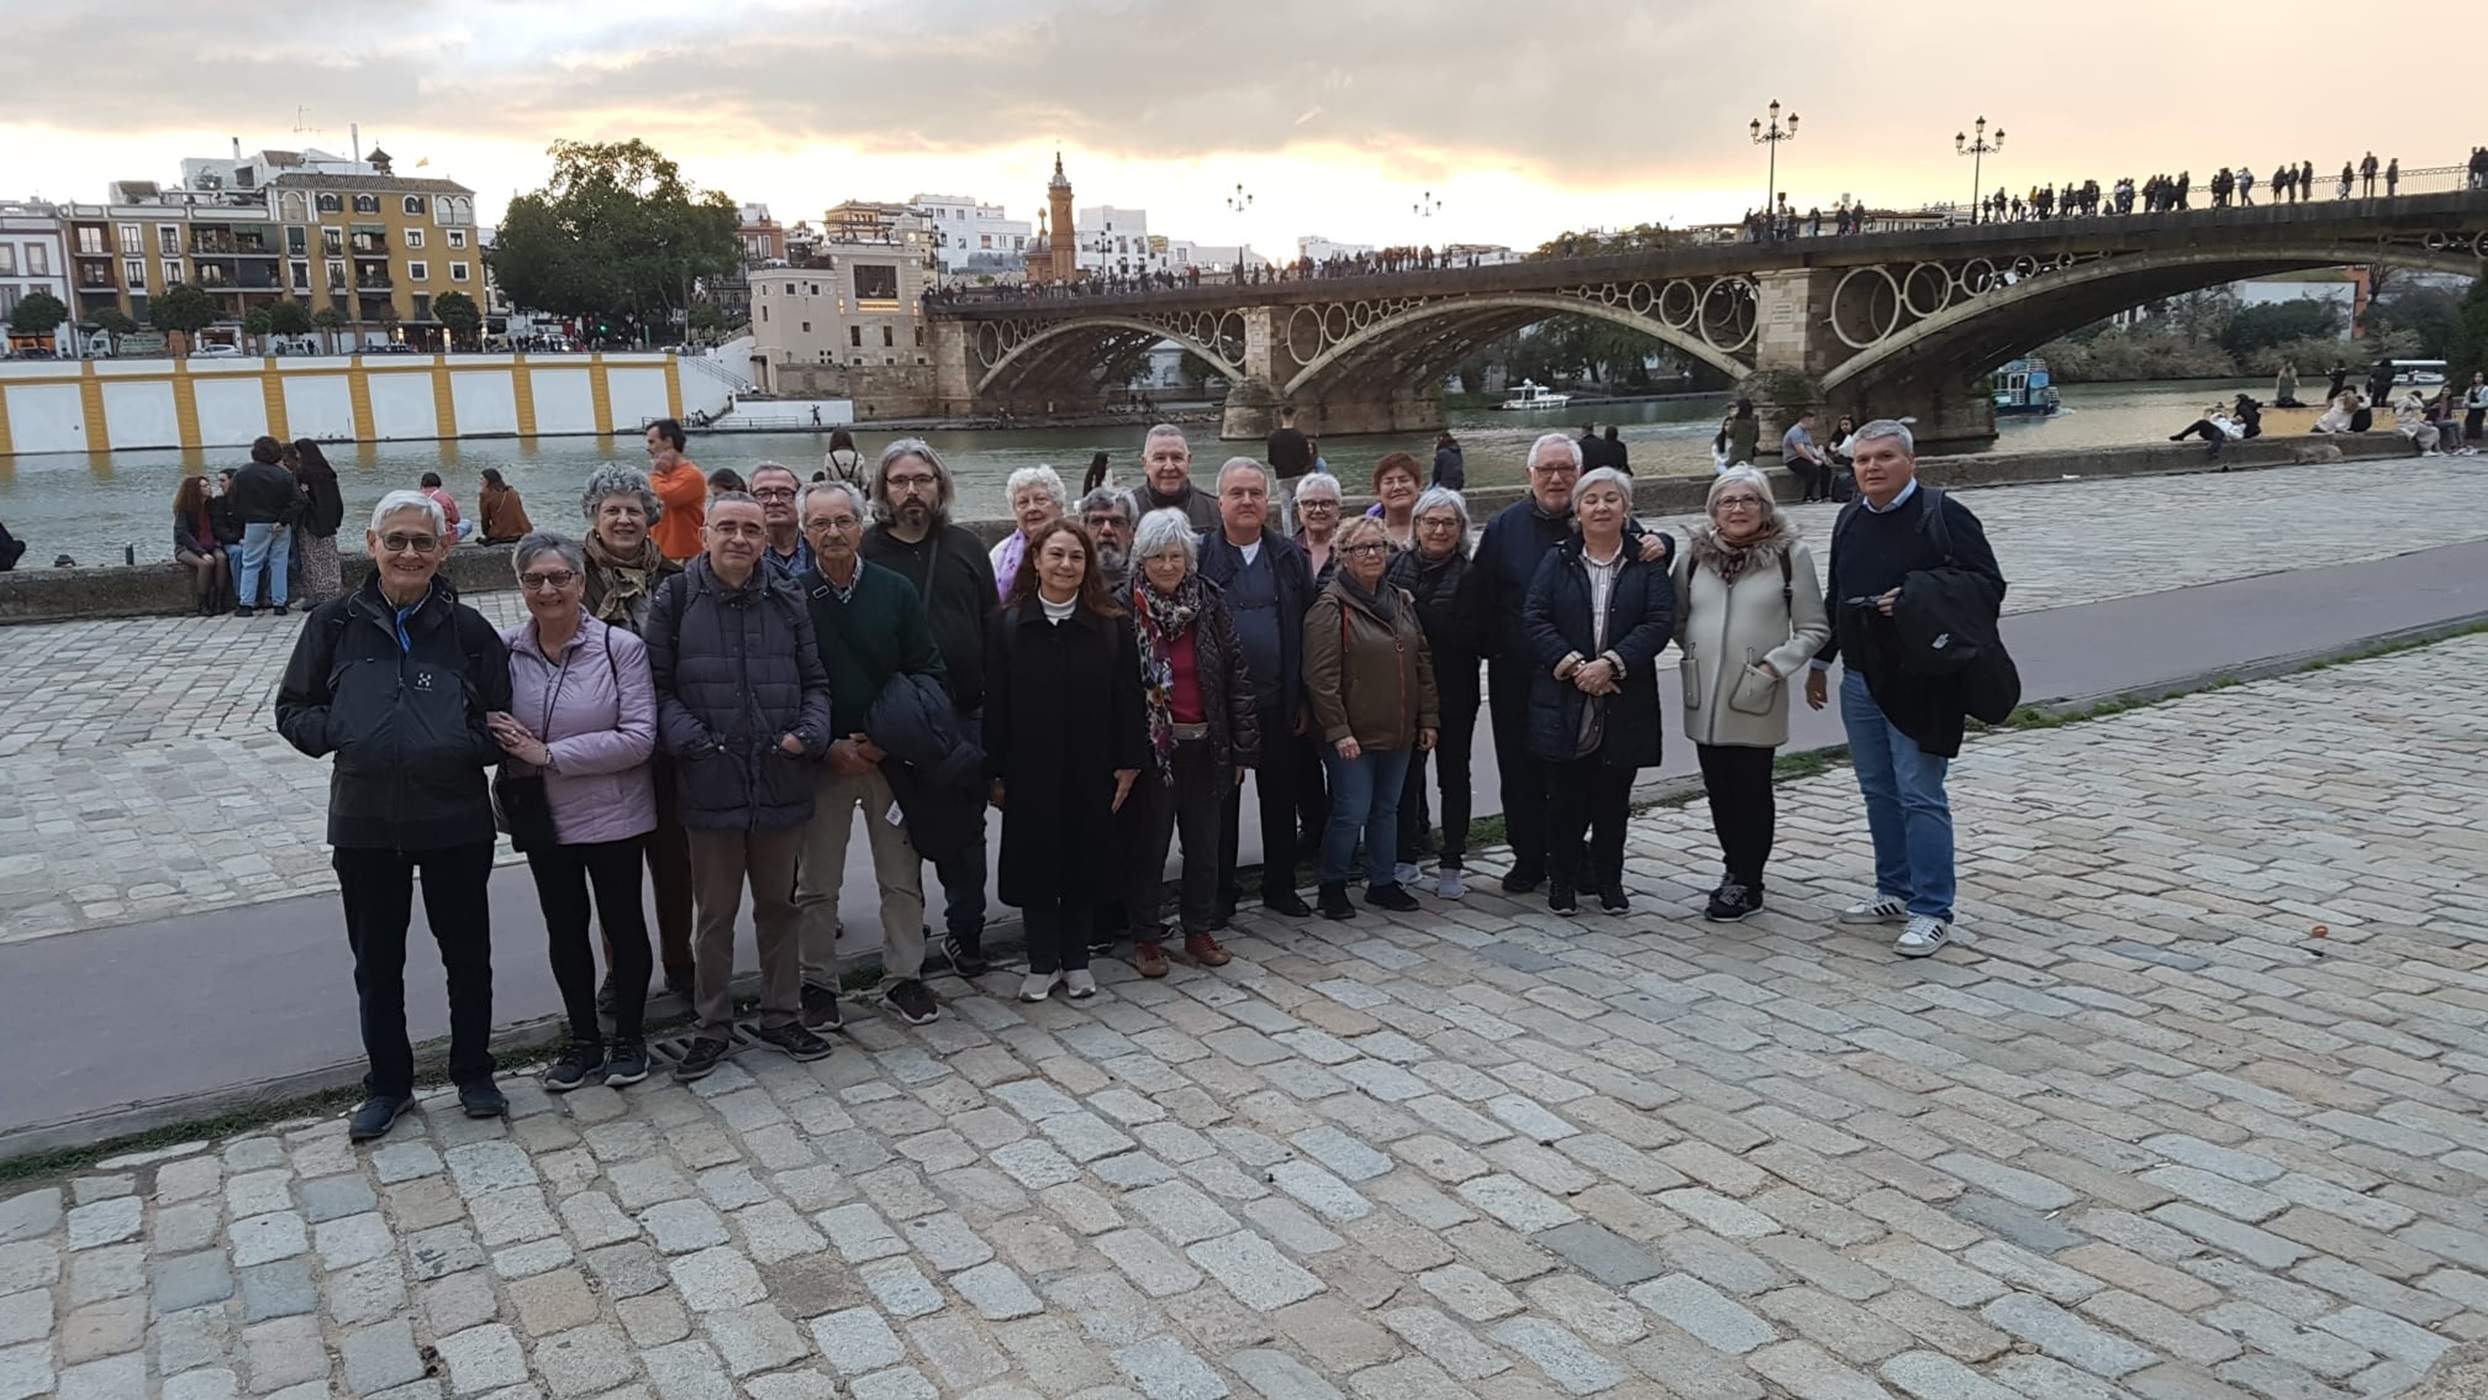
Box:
[2,633,2484,1399]
[2,458,2483,944]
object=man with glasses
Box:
[1078,487,1136,595]
[645,492,837,1080]
[793,481,946,1028]
[751,462,813,579]
[1471,433,1669,894]
[277,490,514,1141]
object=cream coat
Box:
[1669,534,1832,748]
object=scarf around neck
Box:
[1132,574,1206,783]
[585,532,667,628]
[1689,520,1791,587]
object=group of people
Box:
[275,410,2009,1145]
[170,437,347,616]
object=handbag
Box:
[491,633,609,853]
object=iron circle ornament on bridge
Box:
[1286,304,1325,364]
[1829,266,1904,350]
[975,322,1005,368]
[1626,282,1657,315]
[1657,280,1701,331]
[1902,263,1953,319]
[1698,277,1759,353]
[1321,303,1353,345]
[1957,258,2000,296]
[1215,311,1249,363]
[1350,300,1375,330]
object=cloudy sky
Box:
[7,0,2474,254]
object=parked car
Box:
[191,344,243,358]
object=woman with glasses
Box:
[1670,466,1829,922]
[1386,487,1482,897]
[1304,516,1439,920]
[988,465,1069,600]
[491,532,659,1093]
[1365,453,1424,551]
[1292,472,1346,586]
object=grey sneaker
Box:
[1018,972,1056,1003]
[1838,895,1909,925]
[1895,915,1952,958]
[1063,969,1098,1000]
[1393,861,1422,888]
[1437,867,1466,900]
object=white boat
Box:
[2392,359,2446,388]
[1497,379,1572,410]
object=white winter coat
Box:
[1669,530,1832,748]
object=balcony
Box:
[355,274,393,292]
[349,236,389,256]
[191,233,281,257]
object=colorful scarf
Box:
[1689,520,1789,588]
[1131,573,1204,784]
[584,532,667,631]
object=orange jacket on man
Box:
[648,460,707,561]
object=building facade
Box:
[911,194,1031,277]
[1026,156,1080,285]
[0,202,71,347]
[264,152,481,350]
[747,226,936,414]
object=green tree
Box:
[2219,300,2342,357]
[242,305,274,354]
[687,301,738,338]
[266,298,314,345]
[311,306,345,353]
[2366,283,2466,360]
[2449,277,2488,385]
[8,289,67,338]
[434,290,482,350]
[149,282,223,354]
[92,308,139,336]
[489,138,739,345]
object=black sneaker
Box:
[800,983,843,1033]
[1502,869,1543,896]
[1263,890,1314,918]
[945,931,991,979]
[882,979,941,1027]
[603,1037,649,1088]
[541,1040,604,1093]
[1548,879,1578,914]
[232,606,255,619]
[269,602,289,616]
[752,1021,834,1062]
[674,1036,731,1082]
[457,1080,510,1119]
[1598,884,1630,915]
[1366,883,1420,913]
[662,969,695,1004]
[347,1094,413,1142]
[1705,881,1763,922]
[1317,882,1357,921]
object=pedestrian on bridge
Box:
[2360,152,2379,196]
[2385,158,2399,197]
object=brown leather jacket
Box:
[1304,577,1438,751]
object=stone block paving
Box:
[3,633,2486,1396]
[5,460,2486,945]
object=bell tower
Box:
[1048,152,1077,283]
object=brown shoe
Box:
[1134,940,1170,979]
[1184,932,1231,968]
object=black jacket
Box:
[0,522,22,572]
[867,671,987,858]
[1195,529,1315,709]
[862,523,996,713]
[1818,486,2008,758]
[1134,579,1263,779]
[209,492,244,547]
[174,511,216,559]
[1473,498,1667,665]
[983,602,1148,907]
[644,557,834,832]
[1431,443,1466,491]
[1522,537,1675,768]
[1845,567,2019,757]
[298,470,346,538]
[1387,546,1482,711]
[275,575,513,850]
[232,461,301,526]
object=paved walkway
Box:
[3,633,2485,1400]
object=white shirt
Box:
[1040,593,1077,626]
[1237,538,1263,566]
[1581,544,1624,652]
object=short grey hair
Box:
[870,438,955,523]
[1077,486,1135,522]
[1572,467,1635,516]
[749,460,801,487]
[707,490,761,517]
[1850,418,1915,456]
[1131,508,1200,573]
[579,465,662,526]
[1412,486,1472,555]
[369,489,446,537]
[1705,466,1790,535]
[1293,471,1343,503]
[1216,457,1271,492]
[512,530,585,577]
[1527,432,1583,471]
[799,479,868,522]
[1144,423,1189,453]
[1004,465,1068,514]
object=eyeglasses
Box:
[1298,499,1339,511]
[805,515,861,532]
[1342,542,1389,557]
[379,533,440,554]
[885,472,937,492]
[710,522,767,540]
[752,487,799,502]
[1715,496,1767,511]
[1417,516,1461,530]
[520,569,579,591]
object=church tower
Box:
[1048,152,1077,283]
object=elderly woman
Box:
[1292,471,1346,585]
[276,490,514,1142]
[577,466,694,1005]
[1386,486,1482,898]
[985,519,1147,1002]
[1122,508,1258,978]
[1523,466,1675,915]
[1305,515,1439,920]
[989,464,1069,599]
[1671,467,1830,922]
[492,532,660,1092]
[1366,452,1424,551]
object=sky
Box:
[5,0,2476,256]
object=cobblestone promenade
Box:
[3,629,2484,1399]
[2,458,2485,946]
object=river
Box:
[0,377,2305,565]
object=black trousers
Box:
[1697,743,1778,890]
[1292,733,1331,848]
[1787,455,1827,501]
[2172,420,2228,446]
[1220,701,1301,905]
[1131,738,1225,937]
[527,836,651,1043]
[1023,894,1094,976]
[334,841,496,1099]
[1487,659,1550,881]
[1547,758,1633,890]
[1399,682,1480,867]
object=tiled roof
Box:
[265,173,474,195]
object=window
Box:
[800,321,811,333]
[317,192,342,213]
[326,259,347,289]
[280,192,307,222]
[403,196,423,216]
[407,261,427,282]
[404,229,424,250]
[914,325,924,347]
[76,227,106,254]
[817,350,834,364]
[446,230,467,250]
[412,293,431,320]
[450,262,469,282]
[290,261,310,291]
[849,325,861,347]
[323,228,343,255]
[808,283,820,297]
[286,226,306,255]
[118,223,141,250]
[161,259,182,286]
[158,225,180,253]
[124,259,147,288]
[759,305,768,322]
[884,357,895,366]
[25,244,44,275]
[852,265,898,300]
[353,194,380,214]
[881,325,893,347]
[0,246,12,275]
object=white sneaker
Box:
[1063,969,1098,1000]
[1894,915,1952,958]
[1394,861,1423,888]
[1017,972,1056,1003]
[1437,868,1467,900]
[1838,895,1909,925]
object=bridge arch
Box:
[1282,292,1755,403]
[972,315,1246,399]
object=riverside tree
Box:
[8,289,67,339]
[149,283,222,354]
[489,139,738,347]
[434,290,482,350]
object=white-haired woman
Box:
[1292,471,1346,586]
[1386,486,1483,897]
[989,464,1069,599]
[492,531,660,1094]
[1671,466,1830,922]
[1121,508,1259,978]
[276,490,514,1143]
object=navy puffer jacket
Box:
[644,557,834,832]
[1522,535,1675,769]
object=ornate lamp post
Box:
[1412,190,1443,220]
[1225,184,1254,279]
[1749,101,1798,214]
[1957,118,2005,224]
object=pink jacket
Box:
[501,612,658,846]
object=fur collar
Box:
[1689,522,1795,580]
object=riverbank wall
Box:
[0,352,735,457]
[0,431,2415,625]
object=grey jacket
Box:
[644,557,834,832]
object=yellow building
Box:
[266,149,479,350]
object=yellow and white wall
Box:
[0,353,722,456]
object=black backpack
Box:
[0,522,23,572]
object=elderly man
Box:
[1471,432,1670,894]
[1804,420,2004,958]
[1078,486,1136,594]
[646,492,836,1079]
[794,480,945,1029]
[752,461,813,578]
[277,489,513,1141]
[1196,458,1316,921]
[859,439,1000,977]
[1135,424,1224,532]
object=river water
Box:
[1,378,2306,565]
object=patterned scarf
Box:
[1689,520,1789,587]
[584,532,667,631]
[1130,573,1204,784]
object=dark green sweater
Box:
[800,560,946,738]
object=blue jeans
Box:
[1319,746,1412,888]
[237,522,292,608]
[1839,671,1954,920]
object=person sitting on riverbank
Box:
[478,469,535,545]
[419,472,468,543]
[2395,391,2444,455]
[2168,405,2245,460]
[173,474,232,614]
[2311,391,2364,434]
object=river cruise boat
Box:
[1497,379,1573,411]
[1991,357,2062,416]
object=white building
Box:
[176,144,376,200]
[1160,240,1272,275]
[910,193,1031,276]
[1075,205,1157,277]
[1297,235,1375,264]
[0,201,71,344]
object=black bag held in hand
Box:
[491,767,558,853]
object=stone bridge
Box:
[928,191,2488,449]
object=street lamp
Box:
[1956,118,2004,224]
[1749,101,1798,214]
[1225,184,1254,279]
[1413,190,1443,219]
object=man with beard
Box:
[860,439,1001,978]
[1079,486,1137,595]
